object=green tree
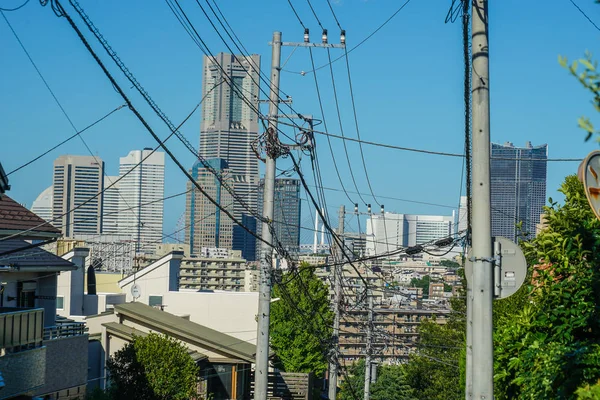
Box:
[106,333,199,400]
[271,263,333,378]
[410,275,430,295]
[494,176,600,399]
[439,259,461,270]
[338,360,416,400]
[401,268,467,400]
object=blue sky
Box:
[1,0,599,242]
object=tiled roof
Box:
[0,195,60,239]
[0,239,75,270]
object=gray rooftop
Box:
[114,302,257,363]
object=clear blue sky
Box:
[1,0,599,242]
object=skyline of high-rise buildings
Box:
[491,141,547,241]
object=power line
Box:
[278,119,585,161]
[286,0,306,29]
[0,0,29,11]
[308,46,356,205]
[6,104,126,176]
[568,0,600,32]
[325,47,368,206]
[342,45,380,206]
[305,0,324,29]
[283,0,413,75]
[325,0,342,30]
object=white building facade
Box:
[52,155,105,237]
[117,149,165,253]
[366,212,455,256]
[31,186,53,222]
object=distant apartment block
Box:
[185,158,234,255]
[52,155,105,237]
[117,149,165,252]
[491,141,548,241]
[179,251,247,292]
[339,307,449,365]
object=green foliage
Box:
[410,275,430,295]
[576,379,600,399]
[403,319,464,400]
[560,52,600,142]
[271,264,333,378]
[494,176,600,399]
[338,360,416,400]
[106,333,199,400]
[439,259,461,270]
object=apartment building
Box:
[339,307,450,365]
[179,252,247,292]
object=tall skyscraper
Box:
[491,142,547,241]
[198,53,261,221]
[52,155,104,237]
[102,176,120,234]
[257,178,301,255]
[185,158,234,254]
[31,186,53,222]
[117,149,165,252]
[366,213,455,256]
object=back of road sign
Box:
[465,236,527,299]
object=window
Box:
[56,296,64,310]
[149,295,163,307]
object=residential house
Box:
[87,302,257,399]
[0,192,88,399]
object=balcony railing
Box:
[0,307,44,350]
[43,321,87,341]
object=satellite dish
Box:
[131,283,141,300]
[579,150,600,221]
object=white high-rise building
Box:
[31,186,53,222]
[52,155,104,237]
[102,176,121,234]
[117,149,165,252]
[366,212,455,256]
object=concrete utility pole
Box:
[364,293,373,400]
[470,0,493,398]
[329,205,345,400]
[254,30,282,400]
